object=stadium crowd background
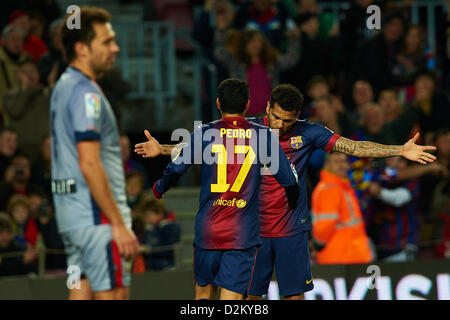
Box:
[0,0,449,278]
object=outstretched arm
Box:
[134,130,186,159]
[332,133,437,164]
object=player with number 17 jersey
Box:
[153,117,300,250]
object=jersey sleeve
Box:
[68,82,103,143]
[153,131,196,199]
[309,123,341,153]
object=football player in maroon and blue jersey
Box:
[136,83,437,300]
[150,79,300,300]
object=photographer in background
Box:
[0,154,41,211]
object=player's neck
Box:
[221,112,245,119]
[70,60,97,81]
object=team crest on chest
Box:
[290,136,303,149]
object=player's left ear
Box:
[245,100,250,113]
[216,98,221,111]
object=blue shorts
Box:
[61,224,131,292]
[193,245,258,295]
[248,232,314,296]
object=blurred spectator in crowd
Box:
[340,0,383,73]
[214,28,299,115]
[6,194,38,246]
[233,0,295,49]
[30,190,65,270]
[407,128,450,256]
[120,133,150,189]
[0,24,27,124]
[8,10,48,62]
[313,95,356,138]
[349,12,406,96]
[37,18,66,88]
[125,170,150,213]
[192,0,236,121]
[311,152,374,264]
[281,12,338,95]
[26,0,61,35]
[377,88,403,122]
[28,10,46,39]
[350,79,374,117]
[31,135,52,200]
[393,25,427,88]
[0,127,18,180]
[0,212,37,277]
[356,102,419,145]
[0,155,41,211]
[365,156,421,261]
[136,199,180,271]
[97,68,132,123]
[406,70,450,143]
[3,59,50,162]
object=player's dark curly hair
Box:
[269,84,303,113]
[218,79,249,114]
[62,6,111,62]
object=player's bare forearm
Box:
[161,144,176,156]
[78,142,125,226]
[332,137,402,158]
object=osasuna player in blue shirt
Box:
[51,7,138,300]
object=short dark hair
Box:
[218,79,249,114]
[269,84,303,113]
[62,6,111,62]
[0,213,12,233]
[0,126,17,138]
[414,69,436,84]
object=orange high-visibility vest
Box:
[311,170,373,264]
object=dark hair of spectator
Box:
[0,213,13,233]
[295,13,318,26]
[141,198,166,216]
[61,6,111,62]
[270,84,304,113]
[17,57,36,67]
[414,69,437,84]
[125,169,144,185]
[383,11,406,27]
[433,127,450,144]
[218,79,249,114]
[0,127,18,138]
[237,29,279,67]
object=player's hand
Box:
[401,132,437,164]
[134,130,162,158]
[111,223,139,260]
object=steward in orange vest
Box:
[311,153,374,264]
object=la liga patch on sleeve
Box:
[84,92,101,119]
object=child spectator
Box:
[6,195,38,246]
[126,170,150,213]
[139,199,180,271]
[0,213,37,276]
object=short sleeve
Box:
[309,123,341,153]
[68,82,102,143]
